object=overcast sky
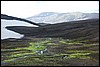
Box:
[1,1,99,18]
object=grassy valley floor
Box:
[1,38,99,66]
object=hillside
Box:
[6,19,99,42]
[2,19,99,66]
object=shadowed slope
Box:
[6,19,99,41]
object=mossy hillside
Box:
[1,38,99,66]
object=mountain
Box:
[6,19,99,42]
[1,14,39,40]
[27,12,99,24]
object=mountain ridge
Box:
[27,12,99,24]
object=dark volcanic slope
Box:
[6,19,99,41]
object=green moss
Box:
[47,43,58,45]
[59,39,83,45]
[67,50,93,53]
[10,52,35,58]
[54,54,68,57]
[27,41,48,51]
[34,58,44,62]
[83,43,98,47]
[3,58,15,62]
[66,53,91,59]
[2,39,52,64]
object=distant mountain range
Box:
[27,12,99,24]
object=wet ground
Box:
[1,38,99,66]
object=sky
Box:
[1,1,99,18]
